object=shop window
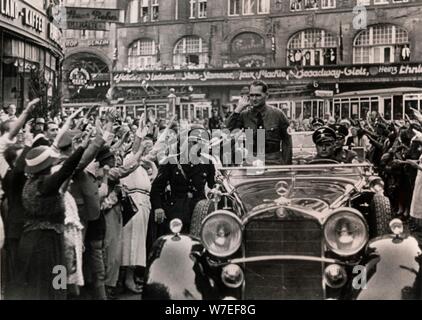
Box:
[287,29,338,66]
[353,24,410,64]
[228,0,240,15]
[128,38,157,70]
[190,0,207,18]
[173,36,209,69]
[1,36,57,112]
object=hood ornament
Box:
[276,181,290,197]
[262,181,292,206]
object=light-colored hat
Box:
[25,146,60,174]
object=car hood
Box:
[233,176,359,213]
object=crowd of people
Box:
[0,80,422,300]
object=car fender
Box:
[143,234,217,300]
[351,234,422,300]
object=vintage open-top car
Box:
[143,136,422,300]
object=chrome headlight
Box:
[201,210,243,258]
[324,208,368,256]
[368,176,384,193]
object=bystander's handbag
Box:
[121,188,138,227]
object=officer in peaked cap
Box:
[150,124,215,238]
[311,118,325,130]
[312,126,337,161]
[330,124,358,163]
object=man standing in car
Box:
[226,80,292,165]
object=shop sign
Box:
[22,7,44,33]
[65,39,78,48]
[88,39,110,47]
[231,32,265,56]
[69,68,91,86]
[48,23,62,46]
[113,63,422,84]
[66,20,107,30]
[315,90,334,97]
[65,7,122,23]
[0,0,17,19]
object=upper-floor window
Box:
[353,24,410,64]
[356,0,370,5]
[127,0,159,23]
[228,0,240,15]
[190,0,207,18]
[173,36,209,69]
[128,38,158,70]
[228,0,269,15]
[290,0,336,11]
[287,29,338,66]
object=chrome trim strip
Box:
[243,205,326,225]
[217,163,373,171]
[229,255,346,265]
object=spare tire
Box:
[370,194,393,237]
[190,199,215,238]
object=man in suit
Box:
[226,80,292,165]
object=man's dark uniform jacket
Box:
[226,104,292,165]
[150,156,216,235]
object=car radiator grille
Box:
[243,219,324,300]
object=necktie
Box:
[257,112,264,130]
[255,112,265,155]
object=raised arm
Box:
[41,146,85,194]
[226,96,249,130]
[8,98,40,140]
[52,108,84,152]
[75,119,114,173]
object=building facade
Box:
[62,0,422,121]
[60,0,120,111]
[0,0,63,113]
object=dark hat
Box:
[312,126,336,144]
[188,124,209,142]
[96,146,114,163]
[25,146,60,174]
[57,130,82,150]
[311,118,324,127]
[330,124,349,138]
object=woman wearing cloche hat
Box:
[17,135,90,300]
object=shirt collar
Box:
[251,104,268,116]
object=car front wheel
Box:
[370,194,393,237]
[190,199,215,238]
